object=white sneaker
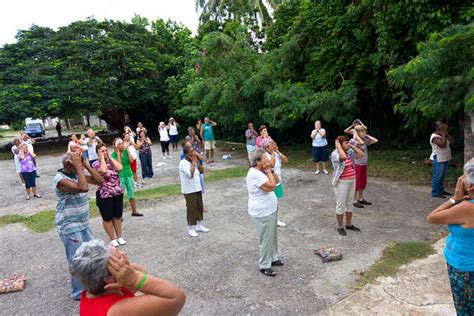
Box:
[323,169,329,175]
[168,155,173,159]
[163,156,166,159]
[117,237,127,246]
[277,221,287,228]
[110,239,120,247]
[188,229,199,237]
[314,170,320,175]
[196,224,210,233]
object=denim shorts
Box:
[312,145,329,162]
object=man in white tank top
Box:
[430,121,454,198]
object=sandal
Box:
[259,268,276,277]
[33,194,42,198]
[271,260,285,267]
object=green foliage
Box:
[0,18,193,128]
[389,22,474,130]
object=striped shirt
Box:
[330,149,356,186]
[339,156,356,179]
[53,171,90,235]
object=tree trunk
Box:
[99,108,127,131]
[86,113,91,127]
[465,112,474,163]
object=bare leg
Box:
[133,171,138,183]
[345,212,352,227]
[103,221,116,240]
[322,162,327,172]
[315,162,320,172]
[18,173,24,184]
[25,188,31,197]
[32,187,37,195]
[210,149,215,162]
[356,190,363,201]
[206,150,210,163]
[112,218,122,238]
[130,199,137,214]
[336,214,344,228]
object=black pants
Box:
[139,151,154,178]
[160,141,169,155]
[96,193,124,221]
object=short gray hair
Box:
[70,239,110,295]
[249,149,266,167]
[464,159,474,186]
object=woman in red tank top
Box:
[70,240,186,316]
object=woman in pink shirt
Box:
[256,125,273,149]
[330,136,364,236]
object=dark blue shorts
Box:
[312,145,329,162]
[21,170,37,189]
[169,134,179,144]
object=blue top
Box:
[444,202,474,272]
[312,129,328,147]
[202,123,214,141]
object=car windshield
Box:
[27,123,42,128]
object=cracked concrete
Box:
[324,238,455,315]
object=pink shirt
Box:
[92,161,123,199]
[256,136,272,149]
[339,156,355,180]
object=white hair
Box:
[249,149,266,167]
[70,239,110,295]
[464,159,474,186]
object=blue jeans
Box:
[432,156,448,196]
[59,228,94,300]
[139,151,154,179]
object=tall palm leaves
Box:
[195,0,284,26]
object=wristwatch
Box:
[450,198,460,205]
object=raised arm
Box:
[366,134,378,145]
[335,140,347,161]
[82,157,104,185]
[310,129,317,139]
[260,169,279,192]
[57,153,90,193]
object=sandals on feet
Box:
[33,194,41,198]
[259,268,276,277]
[271,260,285,267]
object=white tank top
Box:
[430,133,452,162]
[159,128,170,142]
[169,123,178,136]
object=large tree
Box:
[389,22,474,161]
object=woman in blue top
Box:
[428,159,474,315]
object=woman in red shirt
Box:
[70,240,186,316]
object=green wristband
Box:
[137,272,147,290]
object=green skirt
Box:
[274,183,284,199]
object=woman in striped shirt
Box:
[330,136,364,236]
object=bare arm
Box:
[319,129,326,138]
[366,134,378,145]
[432,134,448,148]
[97,157,108,175]
[84,161,104,185]
[146,137,152,145]
[310,130,317,139]
[210,120,217,127]
[260,170,278,192]
[352,145,364,158]
[57,163,89,193]
[344,124,354,134]
[427,201,472,226]
[109,156,123,172]
[277,151,289,164]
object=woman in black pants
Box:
[92,143,125,247]
[136,130,154,179]
[158,121,171,159]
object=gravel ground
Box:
[0,148,446,315]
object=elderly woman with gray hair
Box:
[246,149,284,277]
[427,159,474,315]
[70,239,186,315]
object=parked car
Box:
[24,123,45,138]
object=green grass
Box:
[0,166,249,233]
[285,147,463,187]
[356,241,435,288]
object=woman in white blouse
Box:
[246,149,284,277]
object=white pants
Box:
[334,179,355,215]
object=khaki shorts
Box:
[204,140,216,150]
